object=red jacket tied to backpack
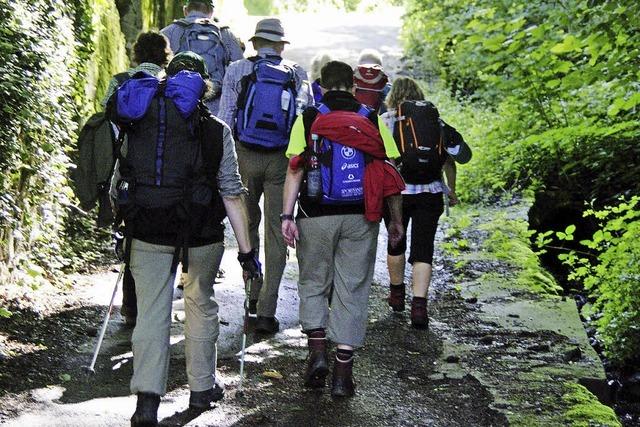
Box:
[309,111,405,222]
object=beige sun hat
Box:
[249,18,290,44]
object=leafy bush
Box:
[558,197,640,366]
[403,0,640,202]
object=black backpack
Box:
[71,72,129,227]
[393,100,449,184]
[108,71,225,272]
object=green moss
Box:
[480,213,561,295]
[140,0,182,31]
[84,0,128,113]
[561,383,621,427]
[441,204,561,295]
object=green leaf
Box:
[550,35,581,54]
[554,61,573,74]
[546,79,561,89]
[467,34,483,44]
[59,373,71,382]
[0,308,12,318]
[623,93,640,111]
[483,34,507,52]
[607,97,625,117]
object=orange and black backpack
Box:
[392,100,449,184]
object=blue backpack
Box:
[314,104,370,205]
[235,56,297,149]
[107,70,226,272]
[174,18,229,93]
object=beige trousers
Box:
[128,239,223,395]
[297,215,379,348]
[236,143,289,317]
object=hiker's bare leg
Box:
[387,254,405,284]
[411,262,432,298]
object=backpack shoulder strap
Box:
[356,105,371,117]
[173,18,192,28]
[114,72,130,86]
[317,103,330,115]
[175,17,221,31]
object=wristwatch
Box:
[279,213,294,223]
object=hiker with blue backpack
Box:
[218,18,314,334]
[72,31,173,329]
[161,0,244,116]
[380,76,471,329]
[106,52,259,427]
[281,60,405,397]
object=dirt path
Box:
[0,10,614,427]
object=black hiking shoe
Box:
[130,392,160,427]
[255,316,279,334]
[189,378,225,409]
[303,331,329,388]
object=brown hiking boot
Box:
[410,297,428,329]
[303,331,329,388]
[388,283,405,312]
[331,354,355,397]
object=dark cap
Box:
[167,51,208,78]
[185,0,215,7]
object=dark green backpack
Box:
[71,73,129,227]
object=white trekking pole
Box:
[84,263,125,373]
[237,276,252,398]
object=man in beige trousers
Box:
[219,18,313,333]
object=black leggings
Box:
[384,192,444,264]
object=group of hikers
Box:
[72,1,471,425]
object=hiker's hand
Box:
[387,220,404,249]
[238,249,261,280]
[448,191,459,207]
[282,219,299,248]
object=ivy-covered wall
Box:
[0,0,254,291]
[0,0,126,286]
